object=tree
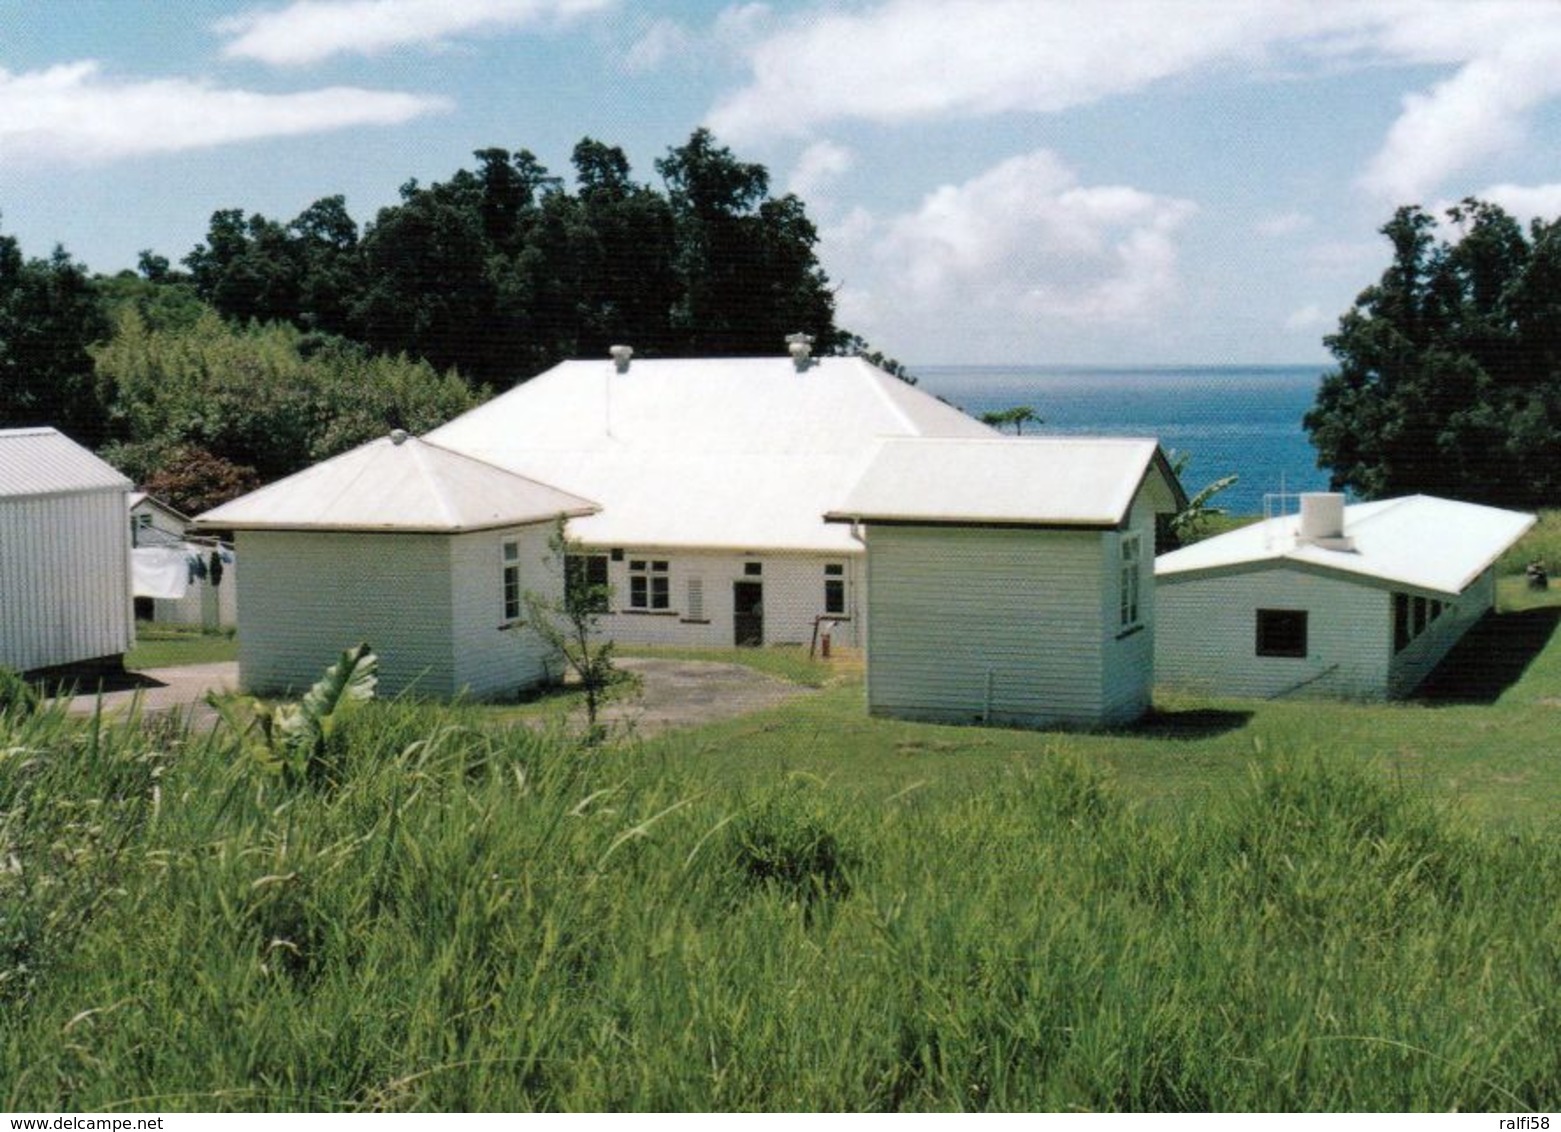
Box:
[1164,451,1238,548]
[0,229,111,443]
[980,406,1042,434]
[1305,199,1561,507]
[521,519,617,743]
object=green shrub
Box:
[0,667,38,719]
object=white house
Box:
[1154,493,1536,700]
[130,493,238,630]
[424,346,996,649]
[824,437,1186,728]
[198,430,598,699]
[0,427,134,675]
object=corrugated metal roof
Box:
[425,356,996,551]
[825,436,1176,527]
[196,433,599,533]
[0,427,131,498]
[1155,495,1537,596]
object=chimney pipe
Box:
[786,332,814,371]
[609,344,633,373]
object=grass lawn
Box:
[640,577,1561,832]
[125,622,239,669]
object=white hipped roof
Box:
[425,355,996,552]
[826,437,1185,528]
[0,427,131,499]
[1155,495,1537,596]
[197,432,599,533]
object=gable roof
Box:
[425,355,996,552]
[1155,495,1536,596]
[825,437,1186,528]
[0,427,131,499]
[196,432,599,533]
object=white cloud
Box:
[219,0,613,66]
[1464,181,1561,220]
[863,150,1196,324]
[787,140,853,199]
[705,0,1561,203]
[1284,303,1329,331]
[623,19,691,73]
[0,61,448,164]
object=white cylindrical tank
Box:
[1299,492,1346,544]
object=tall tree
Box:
[0,229,110,443]
[1305,199,1561,507]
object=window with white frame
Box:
[501,539,522,622]
[1118,533,1142,629]
[824,563,846,615]
[629,559,669,610]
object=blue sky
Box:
[4,0,1561,366]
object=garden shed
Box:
[0,427,134,675]
[825,436,1186,728]
[1154,493,1536,700]
[130,492,238,630]
[197,430,598,699]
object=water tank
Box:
[1299,492,1347,545]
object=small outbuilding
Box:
[197,431,599,699]
[825,437,1186,728]
[1155,493,1536,700]
[130,493,238,630]
[0,427,134,675]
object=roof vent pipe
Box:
[786,332,814,371]
[609,344,633,373]
[1298,492,1353,550]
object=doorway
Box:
[733,581,763,647]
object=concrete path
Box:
[59,657,816,738]
[61,661,239,729]
[593,656,818,737]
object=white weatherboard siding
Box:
[582,549,862,648]
[1385,566,1494,698]
[1100,497,1160,722]
[450,525,560,698]
[240,526,565,700]
[1156,566,1390,700]
[865,526,1118,727]
[238,531,457,697]
[0,491,133,672]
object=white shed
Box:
[130,493,239,630]
[826,437,1186,728]
[197,431,599,699]
[1155,493,1536,700]
[0,427,134,675]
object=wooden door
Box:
[733,581,763,647]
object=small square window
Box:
[1256,609,1308,658]
[825,563,844,576]
[744,561,763,576]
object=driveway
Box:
[595,656,819,736]
[61,657,816,738]
[61,661,239,729]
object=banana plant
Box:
[208,643,378,787]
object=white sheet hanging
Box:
[132,546,189,600]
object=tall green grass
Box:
[2,697,1559,1111]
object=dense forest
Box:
[0,130,866,513]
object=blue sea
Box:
[914,364,1331,516]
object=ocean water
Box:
[914,364,1332,516]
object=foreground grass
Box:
[1,692,1558,1112]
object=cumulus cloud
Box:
[0,61,448,164]
[623,19,691,73]
[1284,303,1329,332]
[705,0,1561,204]
[787,140,853,199]
[1255,211,1312,238]
[862,150,1196,324]
[1463,181,1561,220]
[219,0,613,66]
[621,4,775,74]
